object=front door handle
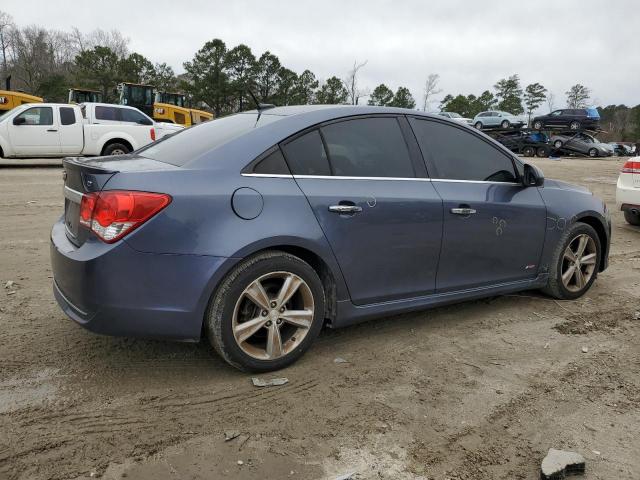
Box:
[329,205,363,214]
[47,129,58,132]
[450,207,477,215]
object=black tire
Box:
[624,210,640,226]
[206,251,325,372]
[588,148,598,157]
[500,120,510,129]
[102,142,130,156]
[533,120,544,130]
[474,121,483,130]
[522,146,535,157]
[570,121,581,130]
[542,222,601,300]
[536,146,549,157]
[554,140,563,149]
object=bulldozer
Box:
[118,82,212,127]
[0,76,43,112]
[68,88,103,104]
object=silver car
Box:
[551,132,613,157]
[473,111,525,130]
[437,112,473,125]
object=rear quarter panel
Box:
[83,125,150,155]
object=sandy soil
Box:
[0,157,638,480]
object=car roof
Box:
[81,102,137,110]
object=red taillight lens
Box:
[150,128,156,141]
[622,160,640,174]
[79,190,171,243]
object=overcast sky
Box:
[3,0,639,110]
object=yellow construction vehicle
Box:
[68,88,103,104]
[117,82,212,127]
[154,91,213,126]
[0,77,43,112]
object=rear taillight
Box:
[150,128,156,141]
[621,160,640,174]
[79,190,171,243]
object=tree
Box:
[494,74,523,114]
[119,52,155,84]
[74,46,120,101]
[565,84,591,109]
[290,69,318,105]
[390,86,415,109]
[151,62,177,91]
[473,90,497,114]
[0,10,14,79]
[224,44,256,111]
[343,59,368,105]
[254,51,281,103]
[368,83,394,106]
[422,73,442,111]
[315,76,348,104]
[274,67,298,106]
[183,39,229,116]
[546,91,556,112]
[523,82,547,123]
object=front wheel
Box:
[474,121,483,130]
[536,146,549,157]
[624,210,640,226]
[522,146,535,157]
[500,120,510,129]
[570,121,581,130]
[554,140,563,149]
[588,148,598,157]
[206,251,325,372]
[533,120,544,130]
[542,223,600,300]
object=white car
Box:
[437,111,473,125]
[616,158,640,225]
[0,102,183,158]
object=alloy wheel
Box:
[561,234,597,293]
[232,271,315,360]
[110,148,126,155]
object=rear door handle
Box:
[47,129,58,132]
[329,205,363,214]
[450,207,477,215]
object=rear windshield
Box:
[586,107,600,119]
[139,113,283,166]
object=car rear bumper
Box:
[616,178,639,210]
[50,217,233,341]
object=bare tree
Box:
[342,59,369,105]
[0,10,14,80]
[69,27,129,58]
[545,91,556,112]
[422,73,442,111]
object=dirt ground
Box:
[0,157,638,480]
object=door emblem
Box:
[492,217,507,236]
[367,197,377,208]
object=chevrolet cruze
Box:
[51,105,611,371]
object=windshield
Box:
[139,112,283,166]
[450,113,461,118]
[121,84,153,106]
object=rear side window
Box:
[60,107,76,125]
[95,106,119,121]
[251,148,290,175]
[321,117,414,178]
[281,130,331,176]
[410,118,517,183]
[121,108,147,123]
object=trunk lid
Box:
[62,155,177,246]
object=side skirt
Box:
[332,274,549,328]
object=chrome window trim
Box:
[241,173,522,186]
[64,185,84,202]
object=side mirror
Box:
[523,163,544,187]
[138,118,153,126]
[13,116,26,126]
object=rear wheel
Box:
[570,121,581,130]
[536,146,549,157]
[533,120,544,130]
[500,120,510,129]
[554,140,563,149]
[588,148,598,157]
[522,146,535,157]
[624,210,640,226]
[542,223,600,300]
[206,251,325,372]
[102,142,130,156]
[474,121,483,130]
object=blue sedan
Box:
[51,106,611,371]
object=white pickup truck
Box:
[0,102,183,158]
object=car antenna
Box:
[248,90,275,111]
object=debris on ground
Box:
[540,448,586,479]
[237,460,244,465]
[633,311,640,320]
[224,430,240,441]
[581,346,589,353]
[334,357,349,364]
[334,473,356,480]
[4,280,15,289]
[251,377,289,387]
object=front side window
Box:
[410,118,517,183]
[551,110,562,116]
[281,130,331,176]
[15,107,53,126]
[321,117,414,178]
[60,107,76,125]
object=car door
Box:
[281,116,443,306]
[58,106,83,154]
[9,106,61,156]
[409,117,547,292]
[547,110,564,127]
